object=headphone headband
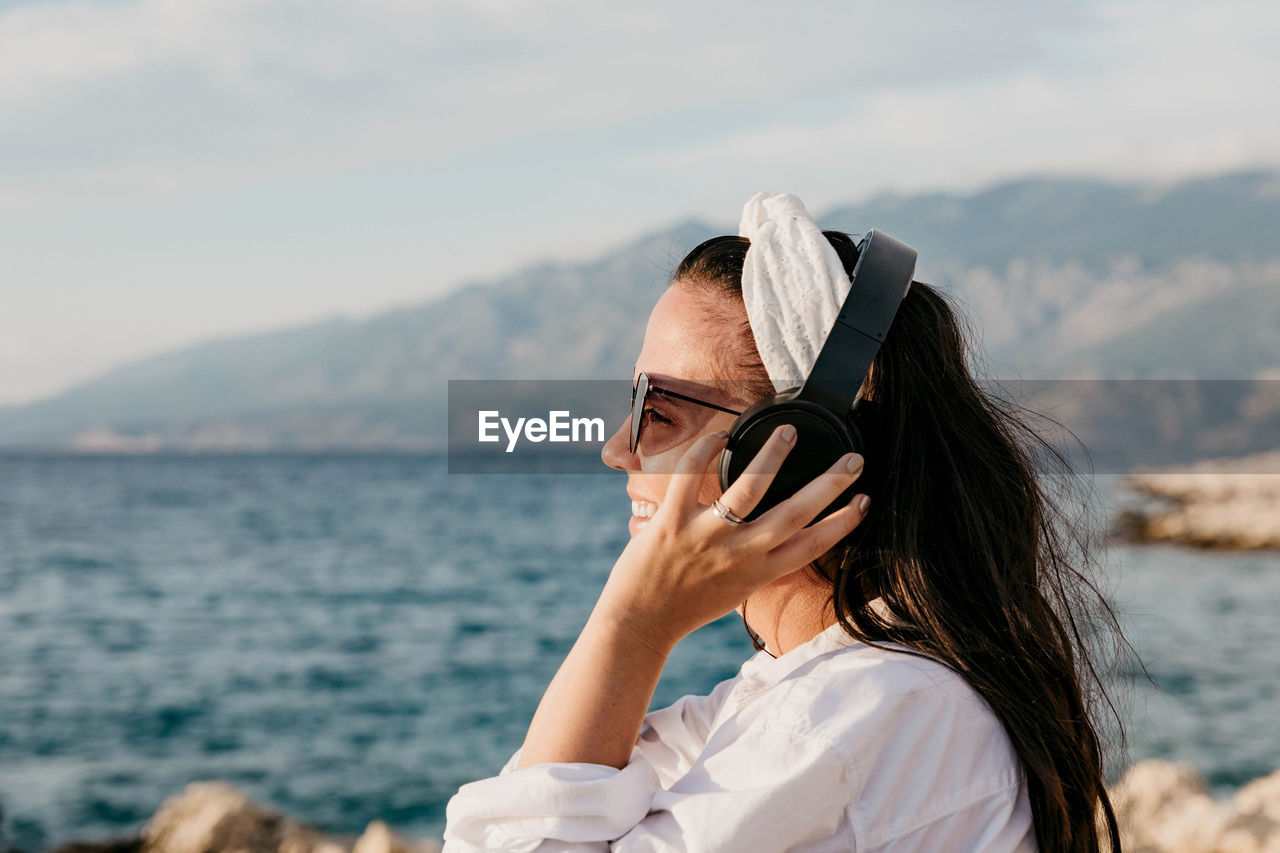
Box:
[796,229,917,413]
[717,226,918,523]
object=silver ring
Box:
[712,498,746,526]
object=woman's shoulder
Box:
[809,638,982,705]
[763,638,1018,769]
[769,640,1030,846]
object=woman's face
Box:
[601,285,757,537]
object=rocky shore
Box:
[1114,448,1280,549]
[1112,760,1280,853]
[34,759,1280,853]
[46,782,442,853]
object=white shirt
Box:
[443,619,1037,852]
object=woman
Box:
[443,193,1125,852]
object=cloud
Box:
[0,0,1102,207]
[616,0,1280,210]
[3,0,1272,214]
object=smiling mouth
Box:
[631,499,658,518]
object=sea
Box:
[1,453,1277,852]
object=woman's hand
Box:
[516,424,867,771]
[594,424,870,655]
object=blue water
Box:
[0,455,1276,852]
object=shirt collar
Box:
[736,618,858,693]
[736,598,901,694]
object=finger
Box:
[715,424,798,520]
[753,451,865,545]
[764,493,871,570]
[664,431,730,514]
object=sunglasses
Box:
[629,371,744,454]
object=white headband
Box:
[738,191,852,393]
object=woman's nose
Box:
[601,416,638,471]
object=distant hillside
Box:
[824,170,1280,272]
[1,169,1277,452]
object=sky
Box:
[1,0,1278,405]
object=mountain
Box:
[1,169,1278,453]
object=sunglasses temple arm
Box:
[657,388,742,416]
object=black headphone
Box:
[716,229,918,522]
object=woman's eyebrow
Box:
[645,373,721,394]
[646,373,709,397]
[646,375,745,413]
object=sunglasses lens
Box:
[630,373,648,453]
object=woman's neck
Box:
[742,569,838,657]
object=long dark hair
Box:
[671,232,1129,853]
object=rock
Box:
[353,821,440,853]
[1112,760,1280,852]
[1111,760,1219,852]
[44,781,446,853]
[137,781,348,853]
[1115,448,1280,549]
[133,782,443,853]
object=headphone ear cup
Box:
[718,397,861,523]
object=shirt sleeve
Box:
[610,724,856,851]
[442,743,661,852]
[630,677,735,787]
[442,722,855,852]
[441,683,733,853]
